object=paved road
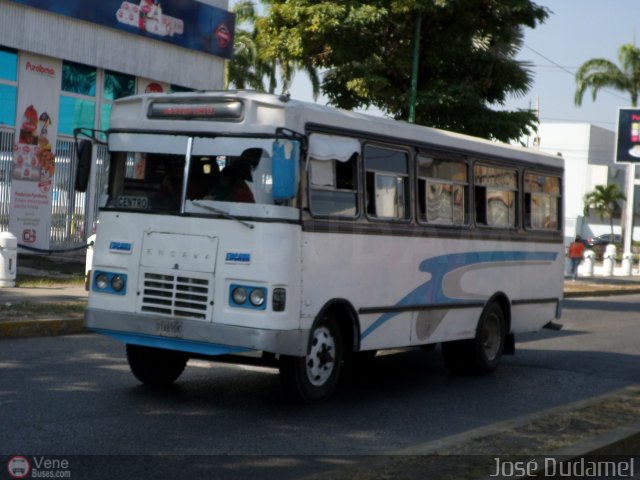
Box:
[1,294,639,474]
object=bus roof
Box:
[110,90,563,170]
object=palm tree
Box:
[225,1,276,92]
[583,184,626,240]
[575,43,640,108]
[225,1,320,98]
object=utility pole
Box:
[408,12,422,124]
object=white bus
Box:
[82,91,564,403]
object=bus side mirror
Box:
[272,139,300,201]
[75,139,92,192]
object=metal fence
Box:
[0,126,108,251]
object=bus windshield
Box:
[104,134,279,213]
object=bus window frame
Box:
[472,161,520,230]
[307,151,361,220]
[523,169,562,232]
[415,151,470,228]
[363,143,412,224]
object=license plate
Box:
[156,319,183,338]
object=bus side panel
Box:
[300,230,564,351]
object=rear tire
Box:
[126,344,188,386]
[280,314,343,403]
[442,302,506,374]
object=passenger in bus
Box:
[209,150,260,203]
[152,162,183,211]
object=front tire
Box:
[442,302,506,374]
[280,315,343,403]
[126,344,188,386]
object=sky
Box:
[229,1,639,133]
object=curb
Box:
[0,316,84,339]
[564,287,640,298]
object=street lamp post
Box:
[408,13,422,124]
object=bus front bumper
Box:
[85,308,308,357]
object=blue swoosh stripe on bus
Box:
[360,251,558,341]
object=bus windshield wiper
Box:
[191,201,254,229]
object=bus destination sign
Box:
[147,100,243,121]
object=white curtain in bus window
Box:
[487,190,515,227]
[375,174,406,218]
[308,134,360,161]
[308,132,360,217]
[427,182,464,224]
[310,160,335,187]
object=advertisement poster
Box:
[8,0,235,59]
[616,107,640,163]
[9,53,61,251]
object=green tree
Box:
[583,184,626,240]
[256,0,548,142]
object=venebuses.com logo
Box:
[6,456,71,478]
[6,456,30,479]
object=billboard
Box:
[616,108,640,163]
[9,53,61,251]
[8,0,235,59]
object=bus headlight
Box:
[232,286,248,305]
[111,274,126,292]
[93,271,127,295]
[249,288,265,307]
[95,273,109,290]
[229,284,267,310]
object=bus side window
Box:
[524,172,560,230]
[364,145,410,220]
[417,155,468,225]
[474,164,517,228]
[309,153,358,217]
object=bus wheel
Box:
[126,344,188,386]
[442,302,506,375]
[279,315,343,403]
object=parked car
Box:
[587,233,622,259]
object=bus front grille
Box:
[140,272,211,320]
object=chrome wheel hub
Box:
[306,326,336,386]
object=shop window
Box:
[59,61,96,135]
[104,70,135,101]
[365,145,410,220]
[0,47,17,127]
[0,84,17,127]
[62,61,96,96]
[58,96,96,136]
[0,47,18,82]
[417,155,468,225]
[524,172,561,230]
[171,84,195,93]
[474,164,518,228]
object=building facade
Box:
[0,0,233,251]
